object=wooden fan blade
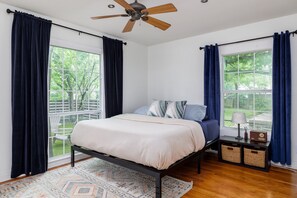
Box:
[142,16,171,31]
[91,14,128,20]
[114,0,135,11]
[141,3,177,15]
[123,20,135,32]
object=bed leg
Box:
[71,146,75,167]
[197,156,201,174]
[155,174,161,198]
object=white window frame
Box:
[219,39,273,132]
[221,49,272,130]
[48,38,103,162]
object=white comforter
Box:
[71,114,205,170]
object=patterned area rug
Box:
[0,158,192,197]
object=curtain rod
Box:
[199,30,297,50]
[6,8,127,46]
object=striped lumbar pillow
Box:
[147,100,167,117]
[165,101,187,119]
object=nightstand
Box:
[218,136,270,172]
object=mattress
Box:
[199,119,220,143]
[71,114,205,170]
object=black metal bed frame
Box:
[71,139,218,198]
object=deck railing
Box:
[49,99,100,113]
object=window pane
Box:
[49,69,62,91]
[242,110,254,123]
[77,91,89,111]
[239,93,254,110]
[254,73,272,90]
[255,50,272,72]
[255,93,272,112]
[64,115,77,129]
[63,49,76,71]
[224,93,238,127]
[64,70,76,91]
[89,91,100,110]
[48,46,101,159]
[248,112,272,131]
[49,91,63,113]
[223,50,272,131]
[239,73,254,90]
[78,114,90,122]
[90,112,101,119]
[224,73,238,90]
[255,50,272,90]
[50,47,63,71]
[238,53,254,71]
[224,55,238,72]
[64,91,77,112]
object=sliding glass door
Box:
[48,46,102,159]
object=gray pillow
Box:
[183,104,207,121]
[134,106,149,115]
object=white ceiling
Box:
[1,0,297,45]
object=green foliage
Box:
[50,140,71,157]
[224,50,272,91]
[49,46,101,111]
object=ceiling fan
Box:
[91,0,177,33]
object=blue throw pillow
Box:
[183,104,207,121]
[134,106,149,115]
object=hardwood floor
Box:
[1,154,296,197]
[168,153,297,198]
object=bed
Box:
[70,114,219,198]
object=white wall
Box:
[0,2,13,184]
[0,2,148,182]
[148,14,297,168]
[123,42,148,113]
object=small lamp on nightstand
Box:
[232,112,247,140]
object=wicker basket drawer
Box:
[244,147,265,168]
[221,144,241,163]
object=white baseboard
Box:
[271,162,297,172]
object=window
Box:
[223,50,272,131]
[48,46,101,159]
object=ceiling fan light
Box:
[108,4,115,8]
[201,0,208,3]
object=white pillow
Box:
[165,101,187,119]
[147,100,167,117]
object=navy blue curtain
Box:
[204,44,221,125]
[271,31,292,165]
[103,36,123,118]
[11,12,52,178]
